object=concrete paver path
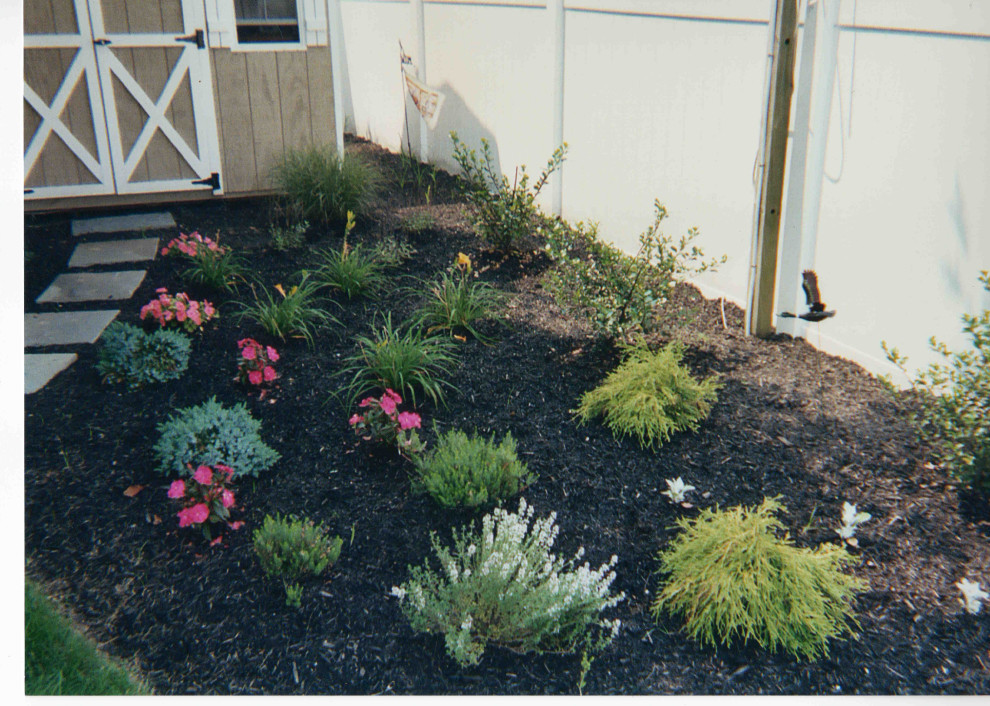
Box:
[68,237,160,268]
[36,270,147,304]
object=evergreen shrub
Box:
[253,514,343,608]
[651,497,867,661]
[96,322,191,389]
[154,397,280,477]
[575,340,719,449]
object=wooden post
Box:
[748,0,798,337]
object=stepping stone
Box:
[71,212,175,236]
[68,237,159,268]
[25,310,119,347]
[36,270,146,304]
[25,353,78,394]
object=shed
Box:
[24,0,339,212]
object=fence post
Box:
[551,0,565,217]
[747,0,798,337]
[326,0,346,158]
[411,0,429,161]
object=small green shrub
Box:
[413,255,502,341]
[544,202,725,339]
[154,396,280,478]
[391,499,624,667]
[271,146,379,225]
[450,132,566,252]
[412,429,535,508]
[883,270,990,492]
[651,497,866,661]
[340,313,459,407]
[370,237,416,268]
[96,322,190,389]
[269,220,309,251]
[253,514,343,608]
[575,340,719,449]
[236,272,337,346]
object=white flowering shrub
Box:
[390,499,624,666]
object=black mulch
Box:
[24,137,990,694]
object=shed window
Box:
[234,0,301,44]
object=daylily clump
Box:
[167,463,243,541]
[161,231,228,258]
[349,389,424,458]
[236,338,279,386]
[140,288,217,333]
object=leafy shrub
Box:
[544,202,725,339]
[96,322,190,389]
[236,272,337,346]
[413,253,502,341]
[575,341,719,449]
[370,237,416,268]
[391,498,624,666]
[253,514,343,607]
[340,313,459,407]
[154,396,280,478]
[411,429,535,509]
[269,220,309,251]
[450,132,566,252]
[651,497,866,661]
[883,271,990,492]
[271,146,379,225]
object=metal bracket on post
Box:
[192,172,220,191]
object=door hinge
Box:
[175,29,205,49]
[93,38,111,46]
[192,172,220,191]
[24,188,34,195]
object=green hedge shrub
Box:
[253,514,343,608]
[411,429,535,508]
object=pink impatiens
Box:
[236,338,279,389]
[349,389,424,459]
[140,289,217,334]
[161,231,227,258]
[166,463,240,541]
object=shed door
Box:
[24,0,223,199]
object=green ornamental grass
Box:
[651,497,867,661]
[25,581,149,695]
[340,313,459,408]
[271,146,380,225]
[412,429,535,508]
[316,244,388,300]
[575,340,720,449]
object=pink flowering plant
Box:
[140,288,218,333]
[161,231,228,258]
[167,463,243,541]
[349,389,425,458]
[236,338,280,387]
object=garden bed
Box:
[24,138,990,694]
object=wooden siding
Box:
[210,46,337,194]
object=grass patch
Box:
[271,146,380,226]
[25,580,150,695]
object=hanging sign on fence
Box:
[400,44,445,130]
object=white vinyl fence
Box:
[332,0,990,382]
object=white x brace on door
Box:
[25,0,223,199]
